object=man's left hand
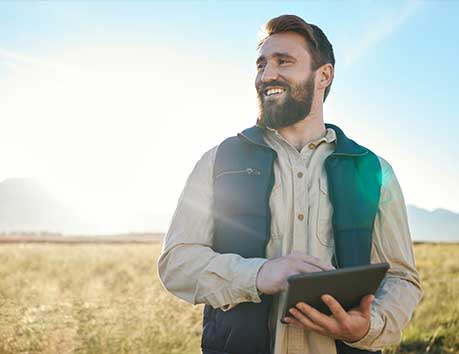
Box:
[283,294,374,343]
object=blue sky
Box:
[0,0,457,232]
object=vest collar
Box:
[325,123,368,156]
[238,122,368,157]
[238,125,271,149]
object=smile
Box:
[263,86,287,99]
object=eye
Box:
[256,63,265,70]
[279,59,290,65]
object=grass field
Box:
[0,241,457,354]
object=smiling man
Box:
[158,14,422,354]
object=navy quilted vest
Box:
[201,123,382,354]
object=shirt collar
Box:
[243,121,368,156]
[260,123,337,147]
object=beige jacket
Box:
[158,126,423,354]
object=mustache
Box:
[257,81,289,95]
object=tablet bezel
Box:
[283,262,390,318]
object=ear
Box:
[317,63,334,90]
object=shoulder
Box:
[373,154,403,206]
[196,132,248,178]
[185,145,219,185]
[197,145,219,171]
[375,155,396,188]
[359,146,396,186]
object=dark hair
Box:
[257,15,335,102]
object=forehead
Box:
[257,31,310,61]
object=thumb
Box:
[359,294,374,317]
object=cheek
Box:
[255,75,262,89]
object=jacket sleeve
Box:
[344,156,423,351]
[157,146,267,311]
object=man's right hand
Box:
[256,252,335,295]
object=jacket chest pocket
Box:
[316,176,334,248]
[214,167,264,214]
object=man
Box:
[158,14,422,354]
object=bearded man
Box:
[158,14,422,354]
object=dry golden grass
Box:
[0,242,202,354]
[0,241,457,354]
[383,243,459,354]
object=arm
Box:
[157,146,267,311]
[344,157,423,350]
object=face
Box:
[255,31,316,129]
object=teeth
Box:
[265,87,285,96]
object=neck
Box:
[277,103,326,152]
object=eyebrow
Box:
[256,52,296,65]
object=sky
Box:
[0,0,458,233]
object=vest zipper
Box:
[215,167,261,179]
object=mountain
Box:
[406,205,459,242]
[0,178,457,241]
[0,178,81,234]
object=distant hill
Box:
[0,178,457,241]
[0,178,82,234]
[406,205,459,242]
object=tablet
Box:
[283,262,389,318]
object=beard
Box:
[257,74,315,130]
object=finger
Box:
[289,251,306,259]
[303,262,331,272]
[359,294,374,317]
[316,263,335,271]
[323,263,336,270]
[302,255,335,271]
[283,315,308,329]
[288,308,327,335]
[295,301,335,329]
[290,253,322,265]
[298,262,325,273]
[290,253,334,272]
[321,294,347,322]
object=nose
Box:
[260,62,279,83]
